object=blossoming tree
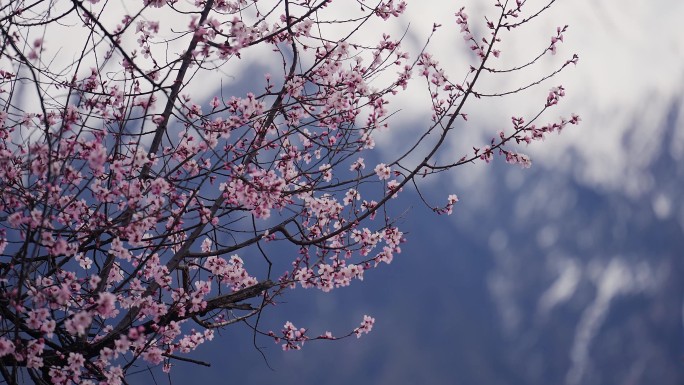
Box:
[0,0,579,383]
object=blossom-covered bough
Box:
[0,0,579,383]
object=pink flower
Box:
[104,366,124,385]
[65,311,93,336]
[355,315,375,338]
[95,292,118,318]
[114,336,131,354]
[445,194,459,215]
[350,157,365,171]
[201,237,213,253]
[76,253,93,269]
[0,0,579,376]
[374,163,391,180]
[319,164,333,182]
[67,352,85,370]
[142,347,164,365]
[0,338,15,357]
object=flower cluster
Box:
[354,315,376,338]
[0,0,577,382]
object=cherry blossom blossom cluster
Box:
[269,314,374,351]
[549,25,568,55]
[415,1,580,178]
[467,87,581,170]
[0,0,577,382]
[374,0,408,20]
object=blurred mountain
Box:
[154,94,684,385]
[472,96,684,385]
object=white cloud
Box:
[368,0,684,195]
[536,256,581,318]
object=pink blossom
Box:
[95,292,119,318]
[75,253,92,269]
[374,163,391,180]
[355,315,375,338]
[65,311,93,336]
[350,157,366,171]
[142,347,164,365]
[0,0,578,379]
[0,338,15,357]
[68,352,85,370]
[104,366,124,385]
[319,164,333,182]
[114,336,131,355]
[444,194,459,215]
